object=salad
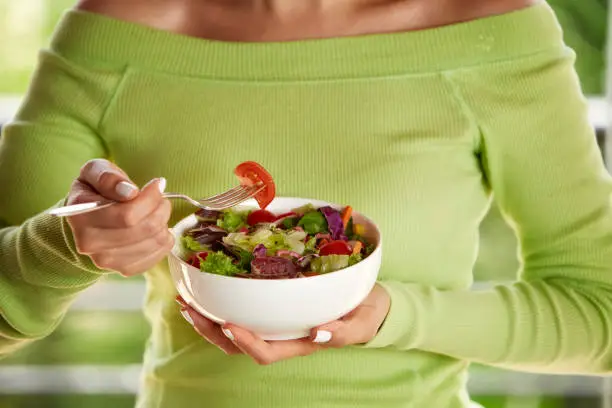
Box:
[181,204,375,279]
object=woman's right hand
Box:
[65,159,174,276]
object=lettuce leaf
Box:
[310,255,350,274]
[304,236,318,253]
[297,211,328,235]
[200,251,243,276]
[223,226,307,255]
[348,253,362,266]
[182,235,208,252]
[292,203,317,215]
[222,244,254,270]
[217,209,249,232]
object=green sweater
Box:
[1,4,612,407]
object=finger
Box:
[175,295,187,308]
[89,228,174,274]
[184,308,242,355]
[223,325,319,365]
[80,177,167,229]
[79,159,139,201]
[113,233,174,276]
[74,199,172,253]
[310,305,377,348]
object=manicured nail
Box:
[313,330,332,343]
[158,177,167,193]
[222,327,234,341]
[175,295,186,307]
[116,181,138,198]
[180,309,193,325]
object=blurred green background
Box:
[0,1,608,407]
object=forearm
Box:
[366,277,612,374]
[366,40,612,374]
[0,208,105,355]
[0,47,125,355]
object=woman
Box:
[1,0,611,407]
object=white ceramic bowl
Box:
[168,197,382,340]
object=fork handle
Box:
[46,201,117,217]
[47,193,179,217]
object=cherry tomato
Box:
[319,240,352,256]
[187,252,208,268]
[234,161,276,209]
[247,209,277,225]
[187,254,199,268]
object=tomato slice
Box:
[247,209,277,226]
[187,251,208,269]
[234,161,276,209]
[319,240,352,256]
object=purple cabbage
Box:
[195,209,222,223]
[219,243,253,269]
[252,244,267,258]
[187,225,228,246]
[319,206,347,241]
[296,254,319,269]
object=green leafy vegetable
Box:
[310,255,350,274]
[297,211,328,235]
[282,217,299,229]
[345,216,354,237]
[225,245,254,269]
[304,236,317,253]
[181,235,208,252]
[223,227,307,255]
[217,209,249,232]
[199,251,242,276]
[364,242,375,255]
[292,203,316,215]
[348,253,362,266]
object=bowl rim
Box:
[169,196,383,282]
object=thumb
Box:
[79,159,140,202]
[309,305,376,347]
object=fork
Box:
[47,183,264,217]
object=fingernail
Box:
[222,327,234,341]
[313,330,332,343]
[116,181,138,198]
[180,309,193,325]
[158,177,167,193]
[91,161,123,183]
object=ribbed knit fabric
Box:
[1,3,612,407]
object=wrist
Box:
[360,280,423,350]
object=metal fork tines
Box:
[165,183,264,210]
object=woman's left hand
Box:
[176,284,390,365]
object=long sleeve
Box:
[364,47,612,374]
[0,50,123,355]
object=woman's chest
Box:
[101,74,490,287]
